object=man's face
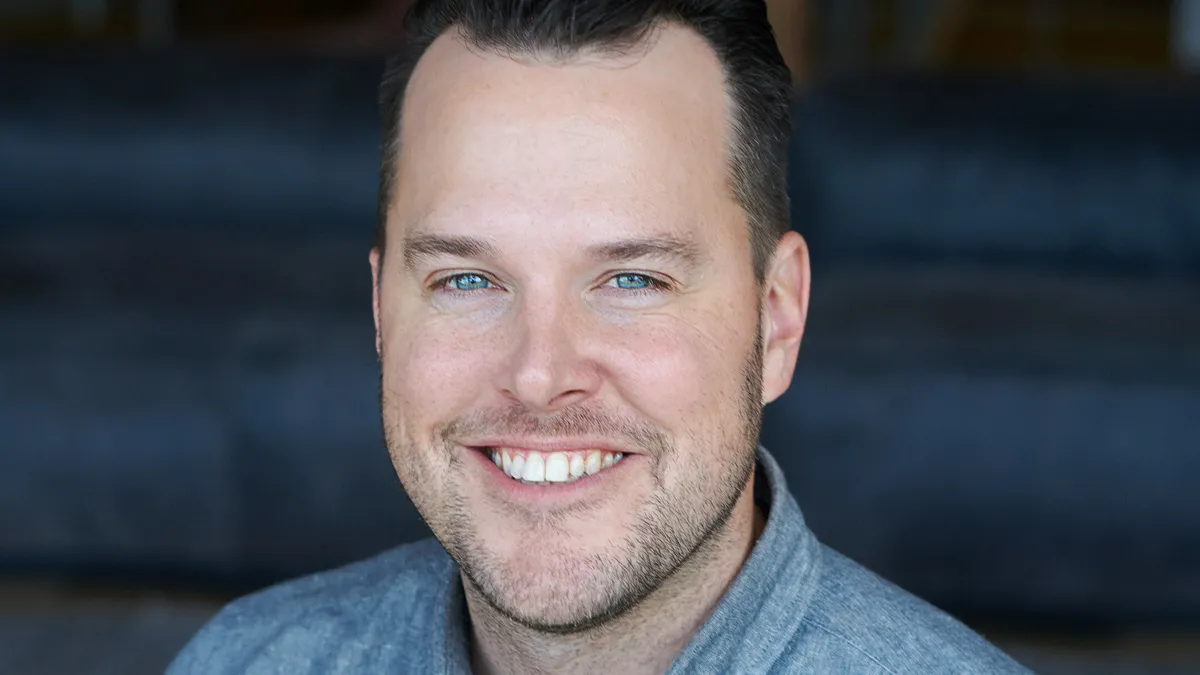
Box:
[372,26,801,632]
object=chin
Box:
[464,534,645,633]
[473,569,634,634]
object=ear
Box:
[369,247,383,358]
[760,231,811,404]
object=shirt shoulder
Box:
[166,538,455,675]
[781,546,1032,675]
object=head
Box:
[371,0,809,635]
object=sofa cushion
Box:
[791,73,1200,276]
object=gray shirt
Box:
[168,448,1032,674]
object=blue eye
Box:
[610,273,653,290]
[447,273,492,291]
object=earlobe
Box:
[760,232,810,404]
[370,247,383,358]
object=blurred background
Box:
[1,1,1199,673]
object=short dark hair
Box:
[377,0,793,280]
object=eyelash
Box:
[430,272,672,295]
[432,272,500,295]
[604,273,671,293]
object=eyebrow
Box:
[401,232,704,271]
[402,234,502,270]
[585,236,704,270]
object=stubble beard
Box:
[380,329,765,636]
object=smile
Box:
[485,447,627,485]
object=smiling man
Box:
[169,2,1031,674]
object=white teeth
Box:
[521,452,545,482]
[585,451,602,475]
[495,449,625,484]
[544,452,570,482]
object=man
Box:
[169,1,1031,673]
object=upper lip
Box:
[464,439,639,455]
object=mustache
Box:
[438,402,670,455]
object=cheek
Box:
[383,315,497,431]
[598,315,755,496]
[601,306,756,432]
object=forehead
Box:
[388,24,743,245]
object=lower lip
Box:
[465,447,636,503]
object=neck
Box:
[465,481,764,675]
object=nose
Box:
[494,294,601,413]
